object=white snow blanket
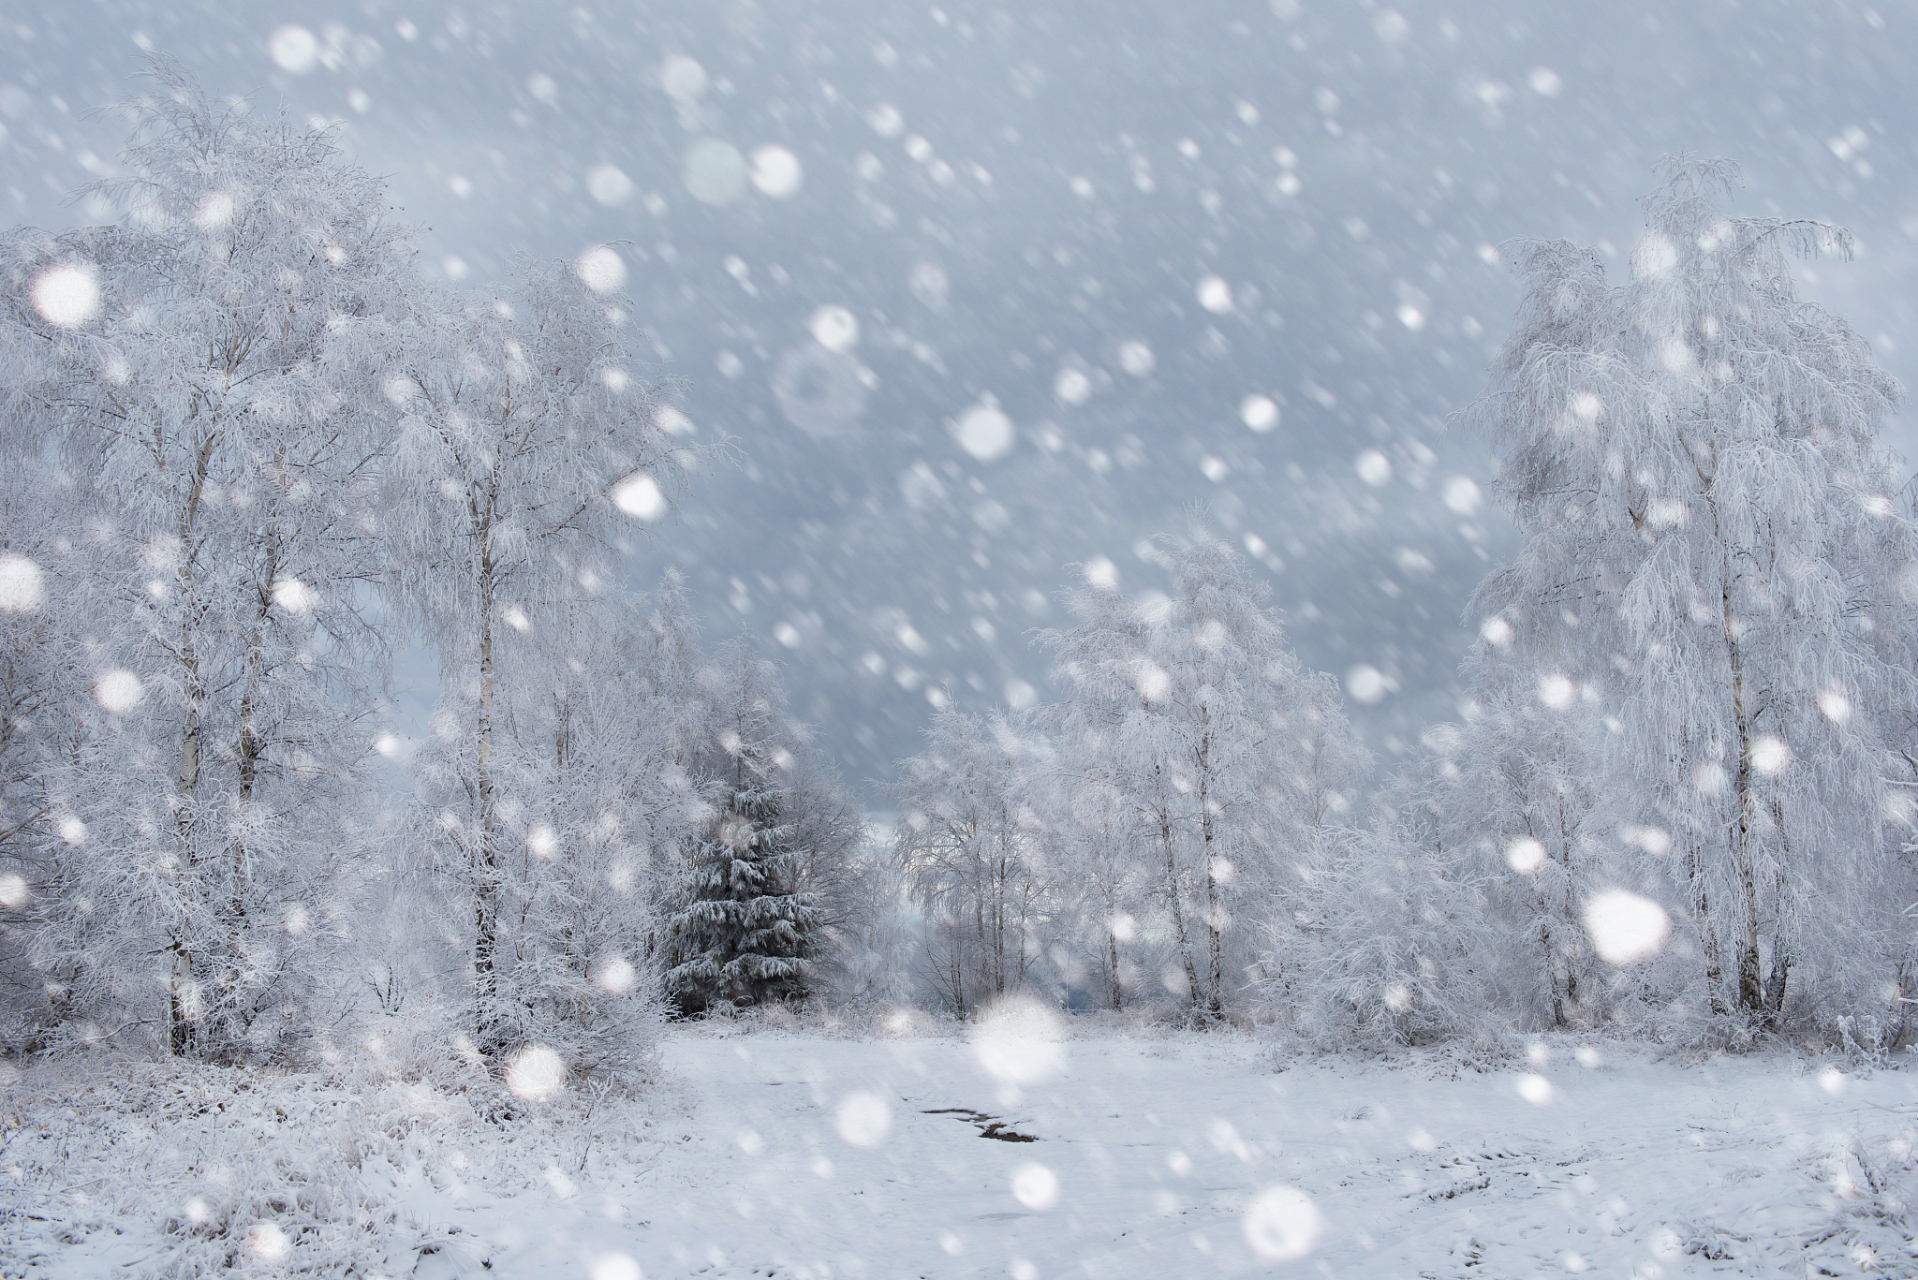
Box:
[616,1028,1918,1279]
[8,1026,1916,1277]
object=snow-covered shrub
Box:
[1278,825,1504,1050]
[0,457,88,1054]
[0,1051,662,1278]
[1795,1122,1918,1276]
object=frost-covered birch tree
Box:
[1462,158,1918,1031]
[471,592,672,1074]
[383,260,690,1054]
[1429,664,1619,1029]
[1296,686,1626,1045]
[1039,574,1201,1007]
[1282,811,1501,1049]
[1042,529,1369,1018]
[0,69,410,1057]
[892,707,1050,1018]
[1032,757,1151,1011]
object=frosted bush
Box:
[0,1054,665,1278]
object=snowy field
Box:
[9,1024,1918,1279]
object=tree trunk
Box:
[231,566,276,931]
[951,929,968,1021]
[168,435,218,1058]
[171,658,201,1060]
[1196,713,1223,1018]
[1763,935,1791,1016]
[1694,855,1729,1017]
[168,940,195,1058]
[473,540,501,1049]
[1203,873,1224,1018]
[1763,805,1793,1018]
[993,847,1007,997]
[1542,919,1565,1029]
[1726,594,1765,1018]
[972,871,986,1012]
[1157,799,1200,1007]
[1705,475,1767,1022]
[1558,799,1580,1023]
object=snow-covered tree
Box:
[1033,758,1152,1011]
[383,259,689,1053]
[892,707,1051,1018]
[1289,698,1622,1047]
[0,439,88,1049]
[776,749,901,1007]
[664,639,821,1015]
[487,593,670,1074]
[1038,575,1197,1007]
[399,572,731,1067]
[1041,528,1370,1018]
[1460,158,1918,1030]
[0,68,409,1058]
[1420,665,1621,1031]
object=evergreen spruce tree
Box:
[665,641,820,1014]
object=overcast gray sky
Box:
[6,0,1915,800]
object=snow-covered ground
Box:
[616,1027,1918,1279]
[9,1024,1918,1278]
